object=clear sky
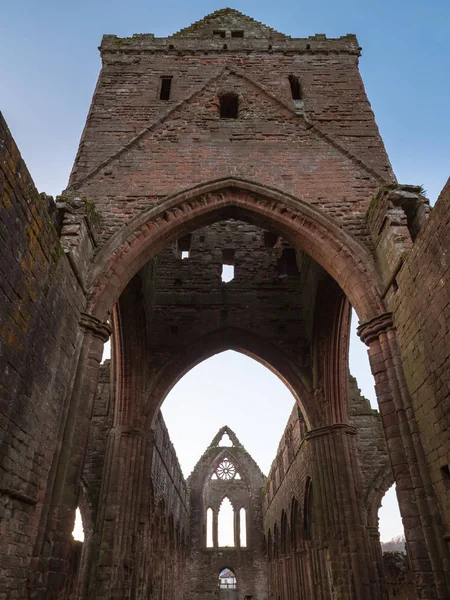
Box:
[3,0,447,545]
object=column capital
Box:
[110,426,148,439]
[367,526,381,539]
[357,312,395,345]
[305,423,356,441]
[79,312,111,342]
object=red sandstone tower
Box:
[0,9,449,600]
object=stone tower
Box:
[0,8,449,600]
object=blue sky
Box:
[3,0,447,543]
[1,0,449,201]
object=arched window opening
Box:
[206,507,214,548]
[379,484,406,552]
[290,497,300,550]
[304,478,313,541]
[240,508,247,547]
[219,94,239,119]
[267,530,273,561]
[280,510,289,555]
[161,350,296,478]
[72,507,84,542]
[288,75,302,100]
[273,523,279,560]
[218,497,235,547]
[219,568,237,590]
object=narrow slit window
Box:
[240,508,247,547]
[219,94,239,119]
[160,77,172,100]
[288,75,302,100]
[206,508,214,547]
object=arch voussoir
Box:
[87,178,386,322]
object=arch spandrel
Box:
[144,326,317,428]
[86,178,386,323]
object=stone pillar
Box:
[367,526,388,599]
[86,426,149,600]
[305,424,381,600]
[29,313,110,600]
[359,313,450,599]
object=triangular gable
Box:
[70,66,387,192]
[209,426,242,448]
[170,8,287,40]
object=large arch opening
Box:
[161,350,296,477]
[80,182,409,600]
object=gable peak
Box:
[209,426,242,448]
[170,8,288,40]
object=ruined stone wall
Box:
[348,375,393,511]
[368,180,450,538]
[68,11,394,252]
[184,430,267,600]
[383,552,417,600]
[0,113,86,598]
[262,381,391,598]
[141,220,324,419]
[76,361,189,599]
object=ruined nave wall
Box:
[75,361,189,599]
[0,113,86,598]
[368,180,450,539]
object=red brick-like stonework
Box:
[1,8,449,600]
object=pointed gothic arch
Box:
[85,178,386,324]
[144,326,314,427]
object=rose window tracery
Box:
[215,458,237,480]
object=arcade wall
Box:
[72,361,189,600]
[369,180,450,538]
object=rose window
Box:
[215,458,236,480]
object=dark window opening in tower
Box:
[220,94,239,119]
[159,77,173,100]
[178,233,192,259]
[277,248,299,278]
[231,30,244,38]
[213,30,226,38]
[288,75,302,100]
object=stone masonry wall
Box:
[76,361,189,599]
[141,220,325,419]
[67,9,394,254]
[387,182,450,537]
[368,180,450,541]
[184,429,267,600]
[0,113,86,599]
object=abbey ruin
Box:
[0,8,449,600]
